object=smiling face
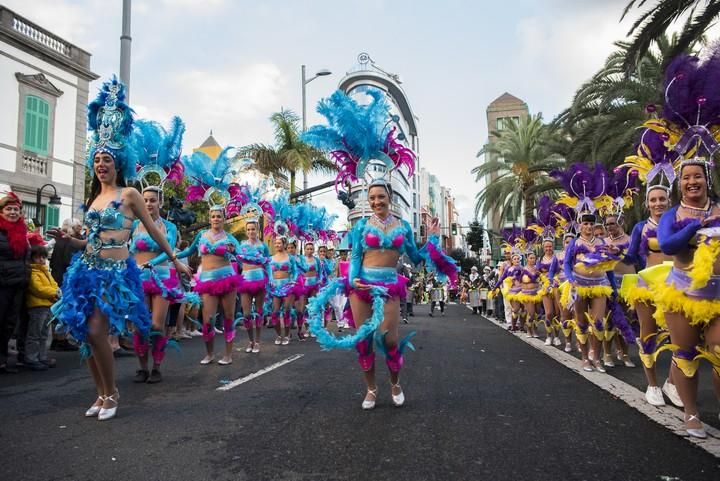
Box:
[287,242,297,255]
[527,253,536,265]
[209,209,224,229]
[304,243,315,256]
[93,152,117,184]
[143,190,161,218]
[542,240,553,256]
[646,187,669,219]
[0,203,21,223]
[580,221,594,237]
[246,221,258,241]
[318,246,327,259]
[274,237,286,252]
[368,185,391,218]
[680,164,708,205]
[511,255,521,266]
[604,216,621,237]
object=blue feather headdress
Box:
[86,76,137,182]
[133,116,186,188]
[182,146,252,212]
[300,89,416,190]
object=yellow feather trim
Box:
[559,281,572,309]
[653,281,720,328]
[695,345,720,376]
[514,291,544,304]
[618,274,638,303]
[623,285,655,308]
[688,238,720,290]
[578,260,620,274]
[576,285,613,299]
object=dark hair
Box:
[674,163,719,204]
[86,168,127,207]
[580,214,596,224]
[368,183,393,198]
[30,245,48,259]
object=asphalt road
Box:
[1,304,719,481]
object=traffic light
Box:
[451,223,458,236]
[420,224,426,237]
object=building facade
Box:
[478,92,529,233]
[0,6,98,230]
[338,53,421,240]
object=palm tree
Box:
[553,33,701,166]
[472,114,566,226]
[239,109,335,194]
[621,0,718,73]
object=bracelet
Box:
[169,254,177,262]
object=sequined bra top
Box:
[85,191,133,253]
[359,219,407,252]
[130,218,177,255]
[270,258,291,272]
[236,240,270,265]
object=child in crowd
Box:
[25,245,60,371]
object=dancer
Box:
[152,147,245,365]
[492,229,525,332]
[297,241,321,339]
[130,117,186,383]
[49,78,191,420]
[518,250,543,338]
[556,163,618,373]
[267,236,299,345]
[529,196,562,346]
[237,217,270,353]
[301,90,458,409]
[621,129,681,406]
[647,51,720,438]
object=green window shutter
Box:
[45,205,60,230]
[23,95,50,156]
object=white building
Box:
[338,53,421,240]
[0,6,98,230]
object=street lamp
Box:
[35,183,62,229]
[301,65,332,194]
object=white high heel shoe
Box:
[98,390,119,421]
[685,414,707,439]
[391,382,405,407]
[362,387,377,410]
[84,396,103,417]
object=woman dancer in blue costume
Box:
[301,90,458,409]
[129,117,188,384]
[297,241,322,340]
[151,148,245,365]
[556,164,618,374]
[642,50,720,437]
[267,236,299,345]
[49,78,191,421]
[237,217,270,353]
[620,130,681,407]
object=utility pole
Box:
[119,0,132,99]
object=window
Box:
[22,202,37,222]
[412,193,417,208]
[45,205,59,230]
[496,116,520,131]
[24,95,50,155]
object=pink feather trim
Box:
[195,274,242,295]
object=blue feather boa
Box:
[307,278,387,350]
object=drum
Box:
[479,288,488,301]
[469,289,481,307]
[431,288,443,302]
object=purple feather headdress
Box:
[658,45,720,185]
[604,166,639,219]
[552,163,608,222]
[528,196,558,242]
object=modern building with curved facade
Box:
[337,53,420,240]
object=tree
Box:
[621,0,718,73]
[239,109,336,194]
[472,114,566,225]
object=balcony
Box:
[11,16,70,57]
[21,153,48,176]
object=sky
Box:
[5,0,642,226]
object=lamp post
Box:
[301,65,332,195]
[35,183,62,230]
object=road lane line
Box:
[216,354,304,391]
[470,307,720,457]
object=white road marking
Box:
[216,354,304,391]
[472,306,720,458]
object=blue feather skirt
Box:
[51,252,151,354]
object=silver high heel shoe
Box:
[685,414,707,439]
[362,387,378,410]
[84,396,103,417]
[391,382,405,407]
[98,390,119,421]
